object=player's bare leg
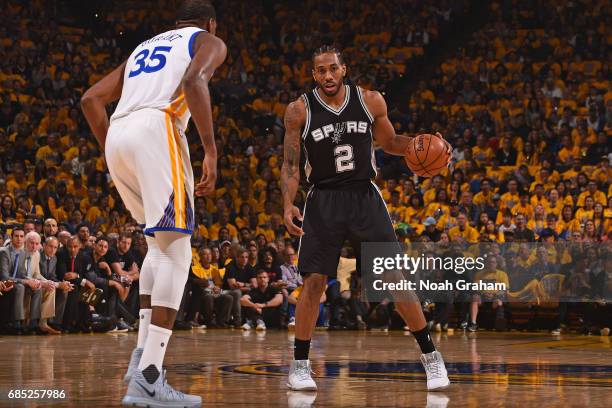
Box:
[288,273,327,391]
[395,301,426,330]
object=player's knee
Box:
[151,269,188,310]
[150,232,191,310]
[139,235,159,294]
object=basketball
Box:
[404,133,451,177]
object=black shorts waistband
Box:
[312,180,374,192]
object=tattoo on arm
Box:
[281,101,303,207]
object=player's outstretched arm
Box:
[281,99,306,236]
[81,61,127,150]
[184,32,227,197]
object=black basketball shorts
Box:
[297,182,398,278]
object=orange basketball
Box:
[404,133,451,177]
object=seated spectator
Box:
[256,246,283,284]
[187,247,233,328]
[577,180,607,207]
[39,236,73,331]
[448,212,479,243]
[56,236,96,332]
[498,209,516,236]
[421,217,441,242]
[513,214,535,242]
[0,227,26,333]
[247,242,259,267]
[496,137,518,166]
[23,219,36,234]
[57,230,72,248]
[467,255,509,332]
[43,218,59,239]
[22,232,61,334]
[280,246,301,292]
[218,240,233,267]
[210,211,238,241]
[222,247,257,328]
[0,279,16,332]
[113,232,140,315]
[84,236,134,331]
[76,223,93,252]
[240,271,283,330]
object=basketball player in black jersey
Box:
[281,46,450,391]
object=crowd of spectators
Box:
[0,0,609,335]
[376,0,611,335]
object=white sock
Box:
[136,309,152,349]
[138,324,171,372]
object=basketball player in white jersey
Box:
[81,1,226,406]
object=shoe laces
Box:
[423,354,442,379]
[295,362,315,381]
[160,370,185,400]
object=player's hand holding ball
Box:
[404,132,452,177]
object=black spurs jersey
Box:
[301,84,376,188]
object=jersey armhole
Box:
[356,86,375,124]
[301,94,311,140]
[188,30,205,59]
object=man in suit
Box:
[40,236,73,331]
[15,232,60,334]
[0,261,16,332]
[56,235,96,332]
[0,227,26,333]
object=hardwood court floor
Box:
[0,329,610,407]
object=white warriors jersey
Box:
[111,26,205,130]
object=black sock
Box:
[142,364,160,384]
[412,326,435,354]
[294,338,311,360]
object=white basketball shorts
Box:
[106,108,195,236]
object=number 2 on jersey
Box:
[334,144,355,173]
[128,46,172,78]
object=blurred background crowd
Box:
[0,0,609,336]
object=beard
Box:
[318,79,342,97]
